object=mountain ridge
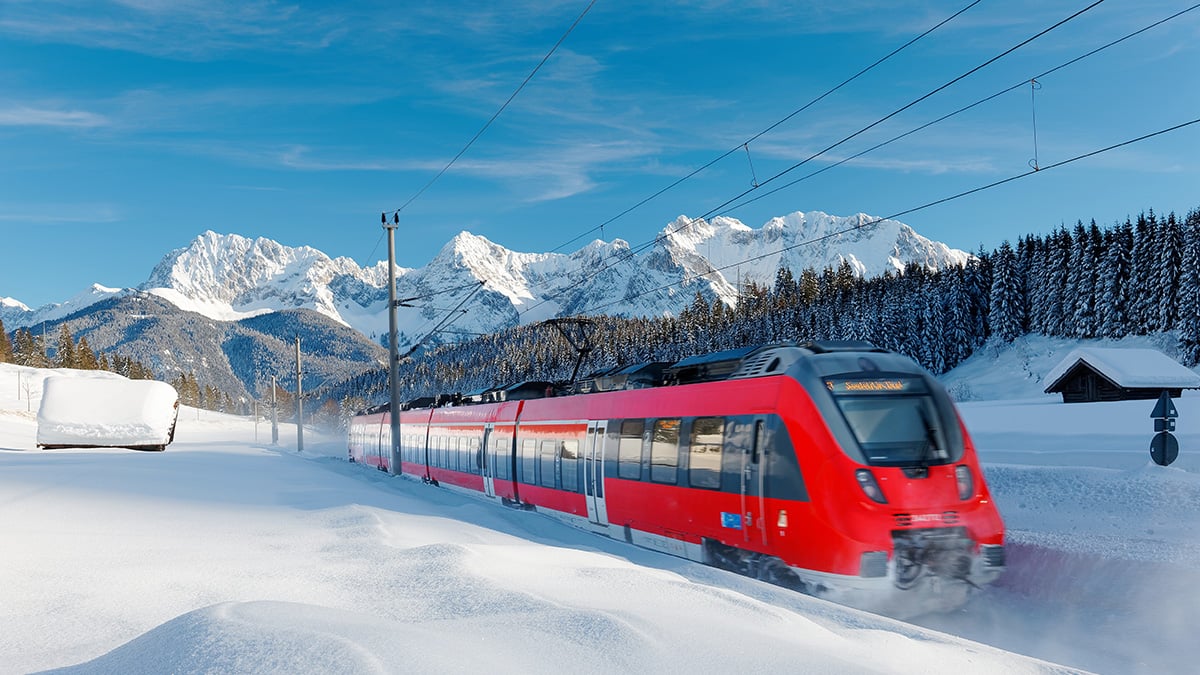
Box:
[3,211,970,352]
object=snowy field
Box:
[2,336,1198,674]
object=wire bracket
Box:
[1029,78,1042,171]
[743,143,760,188]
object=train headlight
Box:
[955,465,974,500]
[855,469,887,504]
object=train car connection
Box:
[348,341,1005,618]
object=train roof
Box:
[351,341,916,417]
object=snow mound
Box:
[43,602,396,674]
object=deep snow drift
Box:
[2,335,1198,673]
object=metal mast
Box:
[384,213,403,475]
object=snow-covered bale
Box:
[36,377,180,451]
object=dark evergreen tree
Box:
[55,324,77,369]
[1156,211,1184,331]
[0,318,11,363]
[1178,209,1200,364]
[1131,212,1157,332]
[76,335,99,370]
[1099,220,1133,338]
[989,241,1025,342]
[1066,222,1096,337]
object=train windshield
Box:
[825,376,951,466]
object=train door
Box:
[584,421,609,525]
[375,416,387,469]
[739,419,768,546]
[482,424,496,498]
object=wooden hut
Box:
[1043,348,1200,403]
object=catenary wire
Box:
[364,0,596,268]
[388,0,598,217]
[518,0,1108,319]
[696,0,1108,220]
[719,2,1200,216]
[578,116,1200,315]
[545,0,985,254]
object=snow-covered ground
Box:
[3,336,1198,674]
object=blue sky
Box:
[2,0,1198,309]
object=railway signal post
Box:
[1150,390,1179,467]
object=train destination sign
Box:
[825,378,922,395]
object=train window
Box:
[618,420,644,480]
[469,437,481,475]
[651,419,680,484]
[760,416,809,502]
[826,377,952,466]
[689,417,723,490]
[560,439,579,492]
[539,440,558,488]
[521,439,537,484]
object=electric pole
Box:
[384,212,403,475]
[271,374,279,445]
[295,336,304,453]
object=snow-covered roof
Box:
[1043,348,1200,392]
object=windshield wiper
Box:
[916,405,941,468]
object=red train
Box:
[348,341,1005,617]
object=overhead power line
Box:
[389,0,598,217]
[546,0,985,254]
[364,0,597,268]
[519,0,1107,319]
[579,116,1200,315]
[698,0,1108,220]
[720,1,1200,216]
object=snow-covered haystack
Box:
[36,376,180,451]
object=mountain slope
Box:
[1,211,968,394]
[40,293,385,399]
[136,212,968,348]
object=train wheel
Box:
[894,550,923,589]
[754,555,805,592]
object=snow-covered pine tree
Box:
[1156,211,1184,331]
[1099,220,1133,338]
[1178,209,1200,365]
[1066,222,1096,338]
[989,241,1025,342]
[1131,213,1157,333]
[0,318,11,363]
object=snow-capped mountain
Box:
[3,211,969,350]
[0,284,128,329]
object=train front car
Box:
[773,342,1005,617]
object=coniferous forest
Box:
[332,207,1200,417]
[5,208,1199,429]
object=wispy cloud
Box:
[0,106,109,128]
[0,204,121,224]
[0,0,342,59]
[453,139,659,202]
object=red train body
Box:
[348,342,1005,617]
